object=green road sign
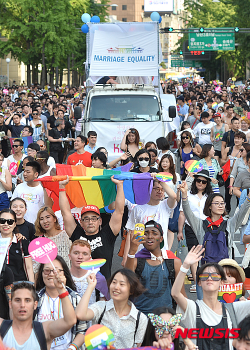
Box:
[189,28,235,51]
[171,60,202,68]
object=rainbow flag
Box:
[37,164,153,211]
[218,283,243,303]
[74,92,80,98]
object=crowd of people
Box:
[1,80,250,350]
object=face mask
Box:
[139,160,149,168]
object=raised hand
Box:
[111,175,123,186]
[183,245,205,268]
[59,175,69,189]
[87,273,97,289]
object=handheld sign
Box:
[184,160,203,173]
[9,162,18,176]
[80,259,106,272]
[134,223,145,242]
[155,172,173,182]
[85,324,115,350]
[28,237,58,264]
[218,283,243,303]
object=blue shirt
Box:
[178,103,189,117]
[85,145,97,154]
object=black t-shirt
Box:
[8,124,24,138]
[47,115,57,129]
[131,167,159,173]
[49,128,65,151]
[97,76,110,85]
[8,238,30,281]
[17,220,36,242]
[70,223,117,279]
[0,265,14,319]
[222,130,236,147]
[0,124,10,157]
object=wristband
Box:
[180,265,189,274]
[69,344,78,350]
[58,291,69,299]
[59,188,66,192]
[127,253,135,259]
[182,197,188,200]
[228,186,233,188]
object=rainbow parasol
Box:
[80,259,106,271]
[185,160,203,173]
[155,172,173,182]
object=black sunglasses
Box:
[139,157,150,161]
[0,218,15,225]
[196,179,207,184]
[12,145,20,148]
[181,136,189,140]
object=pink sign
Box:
[9,162,18,176]
[3,89,8,95]
[28,237,58,264]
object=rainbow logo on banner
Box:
[85,325,115,350]
[212,102,218,109]
[74,92,80,98]
[218,283,243,303]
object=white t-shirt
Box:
[180,191,207,224]
[126,199,175,250]
[193,121,215,145]
[37,295,71,350]
[11,182,44,224]
[177,298,250,350]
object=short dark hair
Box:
[28,143,40,152]
[145,141,157,150]
[87,131,97,138]
[207,98,213,103]
[203,193,226,217]
[77,135,87,144]
[156,137,170,151]
[247,152,250,162]
[23,125,34,135]
[148,148,157,156]
[10,197,27,209]
[0,208,16,222]
[23,156,35,163]
[37,150,49,162]
[234,131,246,140]
[231,117,239,123]
[238,315,250,340]
[134,149,151,164]
[14,138,24,146]
[11,282,36,301]
[197,263,226,283]
[25,161,41,175]
[36,255,76,292]
[201,111,209,119]
[200,144,213,158]
[108,268,146,298]
[91,151,107,167]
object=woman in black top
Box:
[130,149,159,174]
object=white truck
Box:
[79,22,179,160]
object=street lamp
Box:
[6,58,10,87]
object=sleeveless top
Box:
[38,166,54,179]
[213,124,225,151]
[134,262,172,314]
[3,327,41,350]
[181,149,193,174]
[0,168,6,194]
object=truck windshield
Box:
[88,95,161,121]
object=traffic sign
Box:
[189,28,235,51]
[183,41,211,60]
[171,60,202,68]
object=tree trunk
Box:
[27,65,31,87]
[55,66,59,87]
[67,56,70,87]
[41,43,46,87]
[72,54,78,87]
[59,68,63,86]
[50,58,55,88]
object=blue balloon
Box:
[91,16,101,23]
[81,13,91,23]
[81,24,89,33]
[159,16,162,23]
[150,11,160,21]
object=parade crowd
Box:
[1,80,250,350]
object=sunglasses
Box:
[181,136,189,140]
[43,268,64,275]
[129,130,136,134]
[33,113,38,115]
[0,218,15,225]
[196,179,207,184]
[199,272,221,281]
[12,145,20,148]
[139,157,150,161]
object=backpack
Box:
[135,258,177,309]
[0,320,47,350]
[201,220,229,265]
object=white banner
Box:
[89,29,158,77]
[90,121,166,160]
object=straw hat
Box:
[219,258,245,282]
